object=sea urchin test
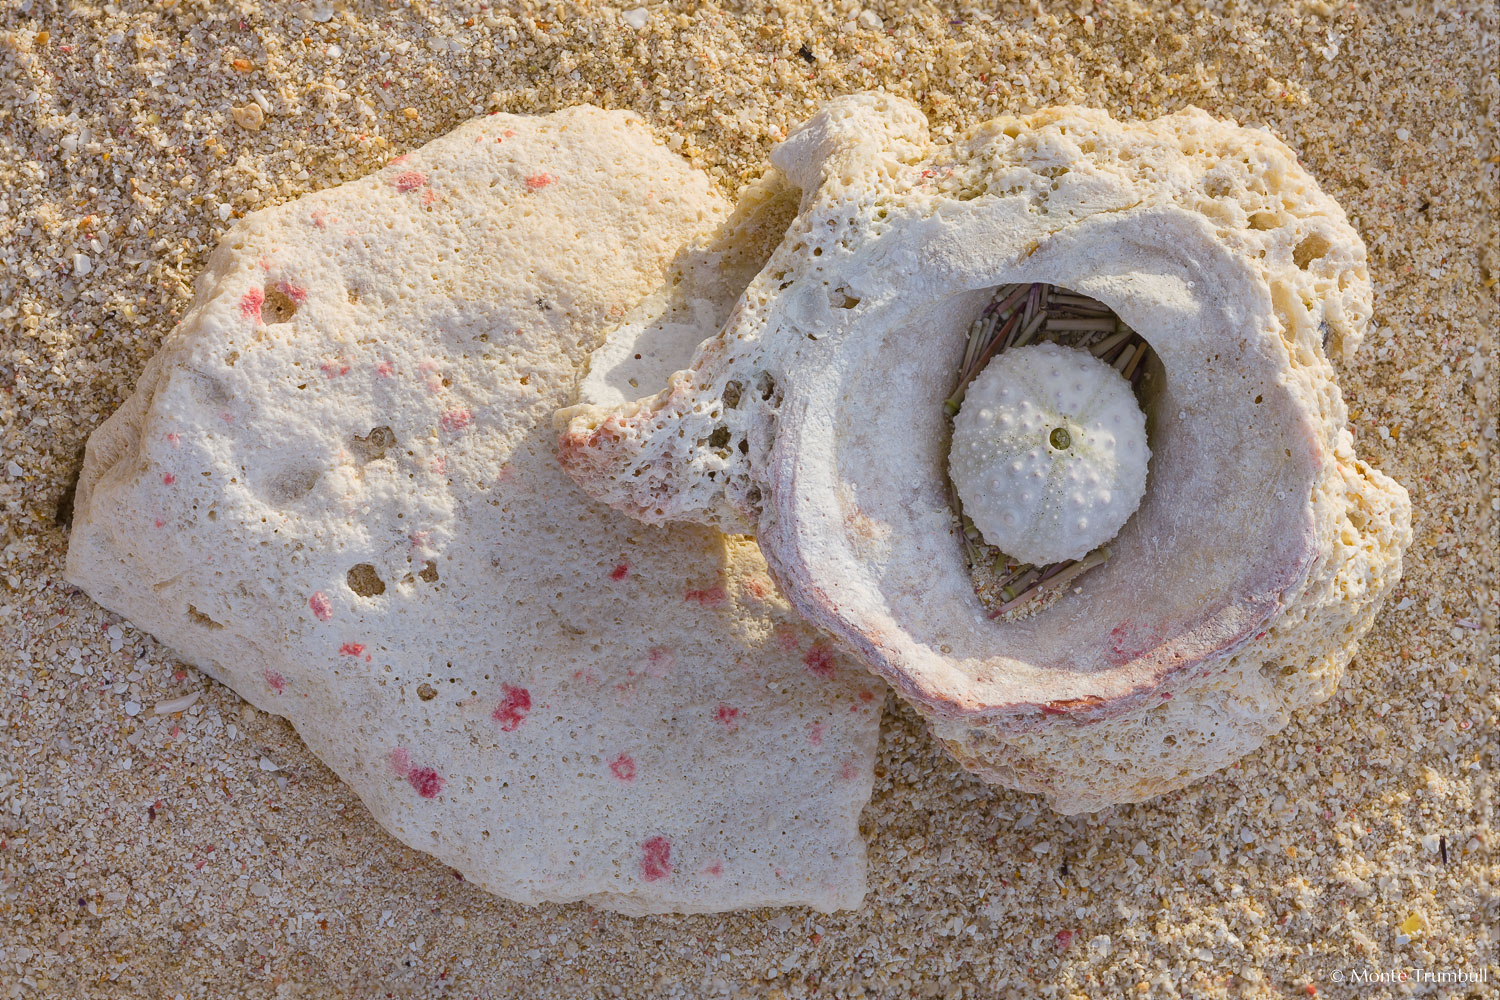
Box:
[950,342,1148,567]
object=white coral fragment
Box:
[950,343,1148,565]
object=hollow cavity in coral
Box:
[951,341,1149,567]
[943,283,1159,615]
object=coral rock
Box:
[66,106,881,912]
[558,95,1412,813]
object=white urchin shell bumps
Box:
[950,343,1149,566]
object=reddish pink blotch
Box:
[492,685,531,731]
[640,836,672,882]
[153,518,165,529]
[702,861,723,878]
[263,668,286,694]
[394,169,427,193]
[1054,929,1076,951]
[684,586,726,606]
[774,624,801,652]
[387,747,411,775]
[803,641,837,678]
[239,287,264,321]
[609,753,636,782]
[277,280,307,303]
[338,642,365,657]
[439,408,473,433]
[808,722,824,747]
[308,591,333,621]
[375,360,395,378]
[321,359,350,378]
[714,704,740,729]
[408,767,444,799]
[524,172,554,191]
[839,760,857,781]
[165,432,181,447]
[609,563,629,581]
[162,473,175,485]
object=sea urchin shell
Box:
[950,342,1149,567]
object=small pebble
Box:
[232,103,264,132]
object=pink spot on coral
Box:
[525,172,554,191]
[703,861,723,878]
[387,747,411,775]
[421,187,438,206]
[640,836,672,881]
[714,704,740,730]
[685,586,726,606]
[858,689,876,703]
[308,591,333,621]
[645,646,674,678]
[339,642,365,657]
[153,518,165,529]
[166,433,181,447]
[609,563,629,581]
[394,170,427,193]
[745,576,771,600]
[430,456,447,475]
[609,753,636,782]
[491,685,531,731]
[408,766,444,799]
[321,358,350,378]
[277,280,307,303]
[375,360,395,378]
[839,760,857,780]
[439,408,473,433]
[774,624,801,652]
[263,668,286,694]
[162,473,175,485]
[804,641,837,678]
[1054,929,1076,951]
[239,287,264,321]
[309,209,329,230]
[808,722,824,747]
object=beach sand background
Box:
[0,1,1494,996]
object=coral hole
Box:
[347,563,387,597]
[350,426,397,463]
[187,604,225,629]
[1293,234,1330,270]
[266,467,320,503]
[262,284,299,324]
